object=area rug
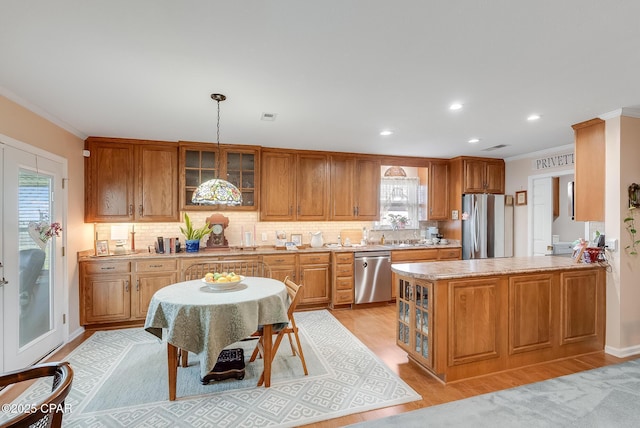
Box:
[3,310,420,427]
[348,358,640,428]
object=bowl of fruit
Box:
[202,272,245,290]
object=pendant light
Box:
[191,93,243,206]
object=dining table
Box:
[144,276,289,401]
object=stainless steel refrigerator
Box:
[462,194,514,260]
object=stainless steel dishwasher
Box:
[354,251,392,304]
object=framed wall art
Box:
[515,190,527,206]
[95,240,110,256]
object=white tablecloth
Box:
[144,277,289,378]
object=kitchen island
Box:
[392,256,605,383]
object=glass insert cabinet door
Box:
[180,145,257,210]
[396,277,433,368]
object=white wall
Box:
[552,174,584,242]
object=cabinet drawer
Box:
[335,276,353,290]
[263,254,296,266]
[136,259,178,272]
[334,253,354,264]
[438,248,462,260]
[335,263,353,276]
[334,289,353,304]
[298,253,330,265]
[392,249,438,263]
[84,261,131,274]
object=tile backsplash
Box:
[92,212,439,251]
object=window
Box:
[375,177,420,230]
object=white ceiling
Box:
[2,1,640,159]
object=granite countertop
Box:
[78,242,461,261]
[391,256,602,281]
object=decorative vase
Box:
[185,239,200,253]
[310,231,324,248]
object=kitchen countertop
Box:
[391,256,603,281]
[78,242,461,261]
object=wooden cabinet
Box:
[180,142,260,211]
[396,277,433,368]
[572,118,605,221]
[80,258,178,327]
[330,156,381,220]
[332,252,354,306]
[131,260,178,319]
[462,158,505,194]
[298,253,331,305]
[391,248,461,263]
[260,150,329,221]
[394,265,605,383]
[85,137,179,222]
[428,161,449,220]
[80,261,132,325]
[263,252,330,307]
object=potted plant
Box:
[388,214,408,230]
[179,213,213,252]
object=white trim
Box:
[600,107,640,120]
[605,344,640,358]
[68,326,86,342]
[0,87,86,140]
[505,144,574,162]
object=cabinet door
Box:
[484,160,505,194]
[354,158,381,220]
[82,275,131,324]
[260,151,296,220]
[225,150,258,210]
[137,145,179,221]
[262,254,297,282]
[330,156,356,220]
[573,119,605,221]
[299,263,330,305]
[85,142,135,222]
[429,161,449,219]
[131,272,177,319]
[296,153,328,220]
[463,159,486,193]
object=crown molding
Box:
[600,107,640,120]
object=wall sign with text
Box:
[531,152,574,171]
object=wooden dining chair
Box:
[0,361,73,428]
[182,260,272,281]
[179,260,273,368]
[250,276,308,386]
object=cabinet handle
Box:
[101,266,116,270]
[275,258,285,263]
[125,280,129,292]
[355,206,359,216]
[129,204,134,215]
[139,205,143,216]
[297,205,300,215]
[136,279,139,291]
[289,206,293,215]
[149,264,163,268]
[353,206,356,216]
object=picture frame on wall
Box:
[95,240,110,256]
[291,233,302,246]
[515,190,527,206]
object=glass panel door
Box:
[2,145,64,371]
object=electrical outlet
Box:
[261,232,268,242]
[605,239,617,252]
[451,210,459,220]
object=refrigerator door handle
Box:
[473,199,480,253]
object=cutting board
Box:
[340,229,363,245]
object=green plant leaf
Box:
[624,217,634,222]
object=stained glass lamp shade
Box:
[192,178,242,205]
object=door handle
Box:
[0,278,8,287]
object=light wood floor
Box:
[2,304,635,427]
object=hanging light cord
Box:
[216,98,221,179]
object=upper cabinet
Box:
[428,161,449,220]
[572,118,605,221]
[260,150,329,221]
[462,158,505,194]
[179,142,260,211]
[330,156,381,221]
[85,137,179,223]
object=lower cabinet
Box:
[263,252,331,307]
[396,277,433,368]
[80,259,177,326]
[332,252,354,306]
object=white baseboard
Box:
[68,326,86,342]
[605,344,640,358]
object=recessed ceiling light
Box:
[527,114,541,121]
[380,130,393,136]
[468,138,480,144]
[449,103,463,111]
